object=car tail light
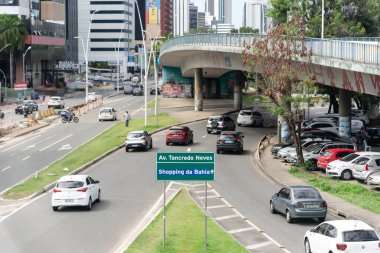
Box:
[217,138,223,143]
[336,243,347,250]
[53,188,61,193]
[364,164,369,171]
[77,187,88,192]
[182,131,187,136]
[294,202,304,208]
[321,201,327,208]
[378,242,380,248]
[236,138,241,143]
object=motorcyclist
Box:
[61,107,73,121]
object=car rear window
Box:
[128,133,143,138]
[169,129,183,134]
[321,151,332,157]
[343,230,379,242]
[210,116,222,121]
[57,181,84,188]
[239,111,251,116]
[293,188,320,199]
[221,133,238,139]
[100,109,111,113]
[340,153,360,162]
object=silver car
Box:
[270,186,327,223]
[206,115,235,134]
[352,154,380,181]
[125,130,152,152]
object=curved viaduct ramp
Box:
[160,34,380,97]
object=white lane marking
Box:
[22,156,31,161]
[197,195,218,200]
[214,214,240,221]
[186,148,191,152]
[246,241,273,250]
[1,135,41,152]
[1,166,11,172]
[39,134,73,151]
[202,135,207,138]
[22,144,35,151]
[228,227,255,234]
[58,144,72,151]
[194,190,213,194]
[208,204,229,209]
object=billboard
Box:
[146,0,160,25]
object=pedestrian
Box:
[42,94,46,102]
[124,111,130,127]
[355,127,368,151]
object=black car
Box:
[150,87,160,95]
[24,100,38,111]
[15,102,33,115]
[124,85,134,95]
[132,85,144,96]
[216,131,244,154]
[367,128,380,146]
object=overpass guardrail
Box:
[160,33,380,66]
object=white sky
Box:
[191,0,244,28]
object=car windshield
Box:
[100,109,111,113]
[293,188,320,199]
[239,111,251,116]
[221,133,238,139]
[128,133,143,138]
[304,143,324,152]
[340,153,360,162]
[343,230,379,242]
[56,181,84,189]
[210,116,222,121]
[51,97,59,101]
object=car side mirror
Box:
[241,136,244,138]
[310,228,316,233]
[94,180,100,184]
[274,193,279,197]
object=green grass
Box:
[126,189,248,253]
[289,166,380,214]
[147,97,160,109]
[2,113,179,200]
[242,94,271,104]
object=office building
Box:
[173,0,189,36]
[213,0,231,23]
[160,0,173,36]
[189,2,198,30]
[206,0,214,16]
[198,12,205,29]
[244,0,271,33]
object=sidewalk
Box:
[255,136,380,233]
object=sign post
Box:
[156,152,215,250]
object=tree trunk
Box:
[285,103,304,164]
[9,50,13,88]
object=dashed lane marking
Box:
[246,241,273,250]
[198,195,218,200]
[22,156,31,161]
[208,204,229,209]
[202,135,207,138]
[1,135,41,152]
[214,214,240,221]
[1,166,11,172]
[39,134,73,151]
[228,227,255,234]
[186,148,191,152]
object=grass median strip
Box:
[289,166,380,214]
[2,113,179,200]
[126,189,248,253]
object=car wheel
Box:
[341,169,352,180]
[166,142,169,146]
[304,239,311,253]
[52,206,59,212]
[309,160,317,171]
[86,197,92,211]
[237,123,241,126]
[286,210,293,223]
[125,147,129,152]
[185,139,189,146]
[144,143,148,151]
[97,190,101,202]
[318,217,325,223]
[270,201,277,214]
[217,150,221,154]
[150,141,153,149]
[207,130,211,134]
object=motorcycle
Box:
[61,110,79,123]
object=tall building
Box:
[78,0,135,74]
[213,0,231,23]
[189,2,198,30]
[198,12,206,29]
[160,0,173,36]
[173,0,189,36]
[243,0,271,33]
[135,0,146,41]
[65,0,78,63]
[206,0,214,16]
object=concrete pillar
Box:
[194,68,203,111]
[338,89,352,138]
[234,71,243,110]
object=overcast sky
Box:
[191,0,244,28]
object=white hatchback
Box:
[98,107,117,121]
[88,92,102,102]
[304,220,380,253]
[47,96,65,109]
[51,175,101,211]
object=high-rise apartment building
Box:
[198,12,206,29]
[189,2,198,30]
[173,0,189,36]
[243,0,271,33]
[206,0,214,16]
[78,0,135,74]
[160,0,173,36]
[213,0,231,23]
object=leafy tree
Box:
[243,13,314,164]
[0,14,28,87]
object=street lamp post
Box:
[321,0,324,39]
[0,43,11,103]
[23,46,32,82]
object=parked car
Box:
[304,220,380,253]
[123,85,134,95]
[24,100,38,111]
[47,96,65,109]
[98,107,117,121]
[15,101,33,114]
[367,128,380,146]
[325,112,369,125]
[166,126,194,146]
[237,109,263,127]
[277,140,329,161]
[326,152,379,180]
[352,154,380,181]
[132,85,144,96]
[216,131,244,154]
[351,119,364,135]
[317,148,357,170]
[206,115,236,134]
[51,175,101,211]
[125,130,152,152]
[87,92,102,102]
[367,171,380,188]
[270,186,327,223]
[301,130,352,143]
[131,76,140,83]
[150,87,160,95]
[302,121,338,133]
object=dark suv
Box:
[206,115,235,134]
[367,128,380,146]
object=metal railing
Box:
[160,33,380,66]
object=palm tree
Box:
[0,14,29,88]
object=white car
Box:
[98,107,117,121]
[325,113,369,125]
[352,154,380,181]
[87,92,102,102]
[47,96,65,109]
[302,121,338,133]
[326,152,378,180]
[51,175,101,211]
[304,220,380,253]
[367,171,380,187]
[125,130,152,152]
[237,109,263,127]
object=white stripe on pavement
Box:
[1,166,11,172]
[208,204,229,209]
[39,134,73,151]
[22,156,31,161]
[228,227,255,234]
[1,135,41,152]
[214,214,240,221]
[246,241,273,250]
